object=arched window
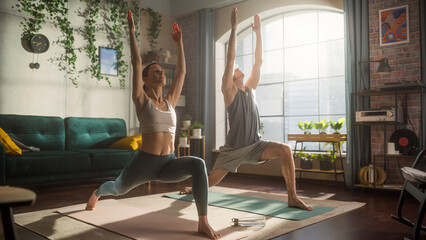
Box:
[230,9,345,150]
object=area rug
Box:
[165,191,334,220]
[14,186,365,240]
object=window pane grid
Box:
[227,10,345,148]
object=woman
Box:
[85,10,220,240]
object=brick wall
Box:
[369,0,421,184]
[174,12,199,142]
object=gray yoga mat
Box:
[164,191,334,221]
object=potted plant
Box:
[183,114,192,129]
[178,131,188,147]
[297,121,313,134]
[190,121,204,139]
[329,117,345,134]
[318,153,334,171]
[314,118,329,134]
[296,148,313,169]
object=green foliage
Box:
[183,114,192,121]
[297,121,313,132]
[296,147,312,162]
[329,117,345,133]
[313,118,329,133]
[14,0,79,85]
[179,131,188,138]
[190,121,204,129]
[141,8,162,51]
[259,122,264,135]
[14,0,141,88]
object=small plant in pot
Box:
[297,121,313,134]
[190,121,204,138]
[329,117,345,134]
[296,148,313,169]
[182,114,192,129]
[314,118,329,134]
[178,131,188,147]
[318,153,334,171]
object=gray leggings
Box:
[95,151,208,216]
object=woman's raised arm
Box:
[165,23,186,108]
[128,10,147,114]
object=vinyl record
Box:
[389,129,419,152]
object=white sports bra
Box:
[138,98,176,135]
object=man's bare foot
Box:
[198,216,221,239]
[85,190,99,210]
[179,187,193,195]
[288,196,313,211]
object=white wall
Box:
[0,0,176,135]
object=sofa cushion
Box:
[75,149,136,171]
[0,127,22,155]
[65,117,127,150]
[0,114,65,150]
[5,150,91,177]
[109,134,142,150]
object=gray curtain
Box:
[197,9,215,171]
[344,0,371,188]
[421,0,426,149]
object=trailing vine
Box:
[13,0,46,40]
[80,0,109,85]
[14,0,78,86]
[13,0,141,88]
[141,8,162,51]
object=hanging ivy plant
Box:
[13,0,141,88]
[14,0,79,86]
[12,0,46,40]
[79,0,110,85]
[141,7,162,51]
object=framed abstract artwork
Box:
[379,5,409,46]
[99,47,118,76]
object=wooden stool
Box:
[0,186,36,240]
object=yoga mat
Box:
[164,191,334,221]
[15,186,365,240]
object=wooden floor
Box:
[5,174,426,240]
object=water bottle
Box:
[231,216,266,227]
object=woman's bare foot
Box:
[179,187,193,194]
[288,195,313,211]
[85,190,99,210]
[198,216,221,239]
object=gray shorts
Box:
[213,139,270,173]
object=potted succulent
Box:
[178,131,188,147]
[314,118,329,134]
[297,121,313,134]
[190,121,204,139]
[296,148,313,169]
[183,114,192,129]
[329,117,345,134]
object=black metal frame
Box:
[391,149,426,240]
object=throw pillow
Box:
[0,128,22,155]
[109,134,142,150]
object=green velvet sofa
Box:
[0,114,137,185]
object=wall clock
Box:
[30,34,49,53]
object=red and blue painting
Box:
[379,5,409,46]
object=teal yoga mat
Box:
[164,191,334,221]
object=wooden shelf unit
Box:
[289,134,346,187]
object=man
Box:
[182,7,312,211]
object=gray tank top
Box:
[224,88,261,149]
